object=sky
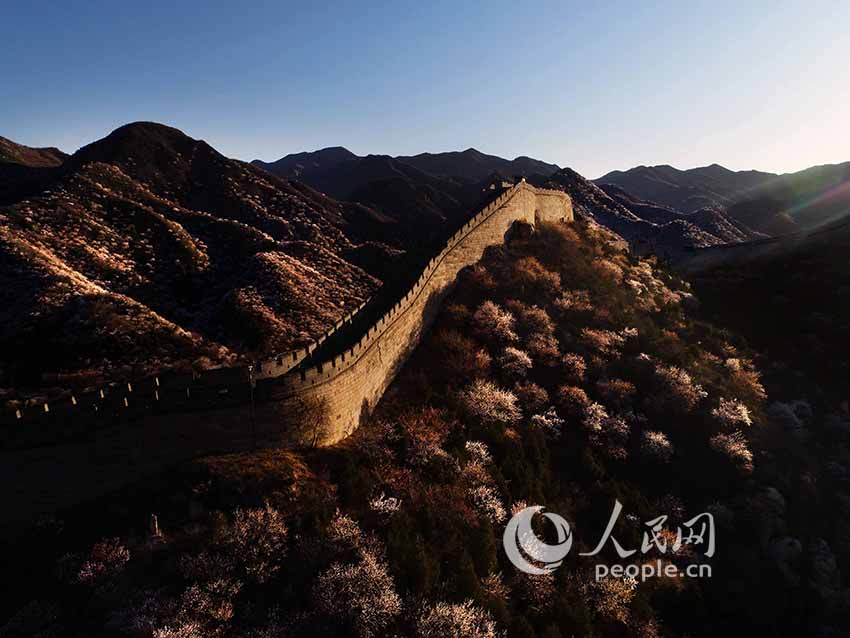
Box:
[3,0,849,178]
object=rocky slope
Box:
[599,183,765,244]
[533,168,733,257]
[0,123,387,390]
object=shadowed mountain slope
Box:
[725,161,850,235]
[597,161,850,237]
[0,123,386,391]
[534,168,730,256]
[252,146,559,247]
[396,147,560,182]
[596,163,775,212]
[0,135,68,205]
[598,183,765,244]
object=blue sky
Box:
[3,0,848,177]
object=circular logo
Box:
[503,506,573,574]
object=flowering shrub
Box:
[589,575,638,624]
[597,378,637,410]
[369,492,402,515]
[326,511,365,551]
[465,440,493,466]
[513,381,549,412]
[580,328,625,357]
[582,401,609,433]
[531,407,565,437]
[557,384,591,418]
[653,365,707,412]
[459,379,521,424]
[526,332,561,365]
[640,430,674,463]
[222,503,288,583]
[510,302,555,336]
[415,600,502,638]
[710,431,754,473]
[561,352,587,382]
[712,397,753,430]
[554,289,593,313]
[472,301,517,343]
[499,346,533,378]
[314,550,402,638]
[468,484,507,524]
[76,537,130,584]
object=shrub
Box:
[557,385,591,418]
[513,381,549,412]
[709,431,754,473]
[640,430,674,463]
[415,600,502,638]
[314,550,402,638]
[531,407,564,437]
[76,537,130,584]
[460,379,521,424]
[561,353,587,383]
[712,397,753,430]
[472,301,517,343]
[653,364,707,412]
[597,378,637,410]
[526,333,561,365]
[222,503,288,584]
[499,346,533,378]
[432,330,492,382]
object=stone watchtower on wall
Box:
[258,181,573,446]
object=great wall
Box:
[1,181,573,449]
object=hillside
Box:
[253,147,559,248]
[534,169,733,256]
[0,136,66,167]
[396,147,560,182]
[690,214,850,401]
[598,184,765,244]
[5,220,845,637]
[0,135,67,205]
[0,123,389,392]
[726,161,850,235]
[596,163,776,213]
[597,161,850,237]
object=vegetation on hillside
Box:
[6,220,844,636]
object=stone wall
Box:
[260,181,573,444]
[2,182,572,448]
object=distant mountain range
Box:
[596,161,850,236]
[253,146,560,187]
[252,147,560,245]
